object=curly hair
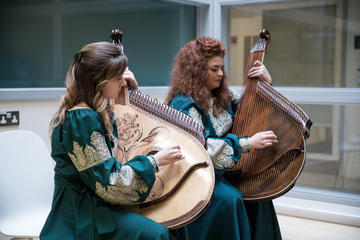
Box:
[166,36,230,113]
[49,42,127,138]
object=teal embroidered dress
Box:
[170,91,282,240]
[40,108,183,240]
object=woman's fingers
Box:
[247,61,272,85]
[263,131,279,144]
[154,145,184,167]
[123,67,139,90]
[253,60,262,66]
[249,130,279,149]
[170,146,184,160]
[248,61,263,75]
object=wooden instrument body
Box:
[113,88,215,229]
[224,31,312,201]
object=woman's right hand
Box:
[249,130,279,150]
[153,145,184,167]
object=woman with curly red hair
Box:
[166,37,282,240]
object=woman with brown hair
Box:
[40,41,186,240]
[166,37,282,240]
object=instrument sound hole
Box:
[147,150,159,156]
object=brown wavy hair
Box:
[166,36,230,113]
[49,42,127,138]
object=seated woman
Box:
[166,36,282,240]
[40,40,186,240]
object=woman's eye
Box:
[211,69,218,72]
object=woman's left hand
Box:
[248,60,272,85]
[123,67,139,90]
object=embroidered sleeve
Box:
[207,138,236,169]
[147,155,159,173]
[64,110,156,205]
[239,136,251,153]
[95,160,152,205]
[68,131,112,171]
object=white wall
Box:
[0,99,59,150]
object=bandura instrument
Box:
[111,29,214,229]
[224,29,312,201]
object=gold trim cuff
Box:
[147,155,159,173]
[239,137,251,153]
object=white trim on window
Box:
[2,87,359,104]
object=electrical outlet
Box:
[0,111,20,126]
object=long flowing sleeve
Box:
[170,94,250,171]
[59,109,158,205]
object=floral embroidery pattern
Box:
[229,89,241,105]
[239,137,251,153]
[68,131,111,171]
[111,136,118,157]
[208,98,232,137]
[207,138,235,170]
[188,107,204,127]
[95,165,149,205]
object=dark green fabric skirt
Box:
[185,177,251,240]
[244,201,282,240]
[183,177,282,240]
[40,179,186,240]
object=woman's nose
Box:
[119,78,127,87]
[218,69,223,77]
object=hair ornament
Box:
[110,29,124,54]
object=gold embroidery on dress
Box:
[229,89,241,105]
[68,131,111,171]
[111,136,118,157]
[239,137,251,153]
[207,138,235,170]
[208,98,232,137]
[147,156,158,172]
[95,165,149,205]
[188,107,204,127]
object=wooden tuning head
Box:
[260,29,270,53]
[110,29,123,44]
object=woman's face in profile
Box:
[205,56,224,91]
[102,74,126,99]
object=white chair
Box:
[0,130,54,240]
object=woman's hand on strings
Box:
[153,145,184,168]
[123,67,139,90]
[248,60,272,85]
[249,130,279,149]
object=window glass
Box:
[228,0,360,88]
[0,0,196,88]
[0,15,53,87]
[297,104,360,195]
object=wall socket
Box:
[0,111,20,126]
